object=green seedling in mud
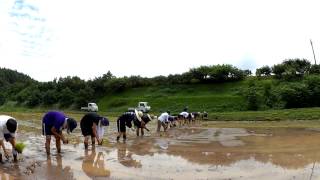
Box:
[15,142,26,153]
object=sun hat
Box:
[134,109,142,122]
[100,117,109,126]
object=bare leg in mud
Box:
[55,135,61,154]
[136,128,144,136]
[117,132,126,142]
[84,136,91,149]
[157,120,161,132]
[117,132,122,141]
[45,136,51,155]
[91,136,95,145]
[123,132,126,142]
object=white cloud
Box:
[1,0,320,81]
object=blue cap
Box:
[101,117,109,126]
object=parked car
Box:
[128,102,151,113]
[81,103,98,112]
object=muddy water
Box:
[2,119,320,179]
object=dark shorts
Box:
[4,134,13,142]
[42,123,61,136]
[133,119,142,128]
[117,119,126,132]
[81,125,94,136]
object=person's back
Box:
[117,111,138,142]
[119,112,136,128]
[42,111,77,155]
[158,112,169,122]
[43,111,66,129]
[80,113,100,128]
[179,111,189,118]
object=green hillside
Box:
[98,81,249,114]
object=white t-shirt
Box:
[180,112,189,118]
[96,121,105,139]
[158,112,169,123]
[0,115,17,140]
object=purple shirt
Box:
[42,111,66,131]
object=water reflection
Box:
[116,143,142,168]
[46,155,75,180]
[8,123,320,179]
[82,147,110,178]
[164,128,320,169]
[0,172,14,180]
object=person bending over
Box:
[80,113,109,149]
[0,115,18,162]
[42,111,77,155]
[116,110,142,142]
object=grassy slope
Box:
[98,81,249,114]
[4,77,320,122]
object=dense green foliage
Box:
[0,65,248,110]
[2,58,320,113]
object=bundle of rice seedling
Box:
[15,142,26,153]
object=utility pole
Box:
[310,39,317,64]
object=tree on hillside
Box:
[283,59,311,75]
[57,76,86,92]
[189,64,246,83]
[190,66,211,82]
[59,87,75,108]
[272,59,311,79]
[75,86,95,108]
[244,69,252,76]
[310,64,320,74]
[272,64,286,79]
[256,66,271,77]
[42,90,59,106]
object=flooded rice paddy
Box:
[1,113,320,179]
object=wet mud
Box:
[2,118,320,179]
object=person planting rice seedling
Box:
[179,111,189,126]
[42,111,77,155]
[0,115,19,162]
[168,115,178,128]
[201,111,208,120]
[192,112,201,123]
[133,113,152,136]
[157,111,170,132]
[116,109,143,142]
[80,113,109,149]
[188,112,195,125]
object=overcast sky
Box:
[0,0,320,81]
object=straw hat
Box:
[134,109,143,122]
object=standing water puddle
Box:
[2,120,320,180]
